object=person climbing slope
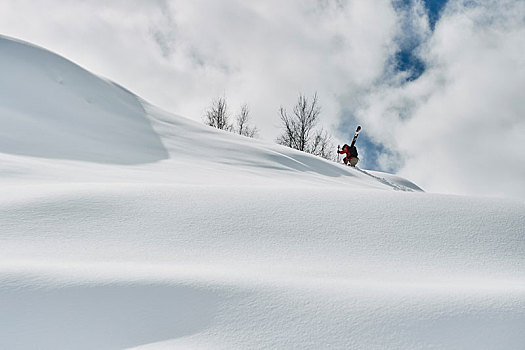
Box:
[338,125,361,167]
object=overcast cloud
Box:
[0,0,523,198]
[355,0,525,197]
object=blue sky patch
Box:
[393,48,426,81]
[423,0,449,30]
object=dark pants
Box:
[344,157,358,167]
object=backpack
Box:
[349,145,358,158]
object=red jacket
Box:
[338,144,358,158]
[338,145,350,155]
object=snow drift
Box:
[1,35,524,350]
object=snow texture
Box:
[1,35,524,350]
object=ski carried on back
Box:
[351,125,361,147]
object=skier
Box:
[338,126,360,167]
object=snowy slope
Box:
[0,35,418,190]
[1,35,524,350]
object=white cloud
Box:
[0,0,397,141]
[354,0,525,198]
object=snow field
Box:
[1,34,525,349]
[2,184,525,348]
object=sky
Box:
[0,0,524,198]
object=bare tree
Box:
[276,93,334,160]
[309,128,335,160]
[277,93,320,151]
[204,97,232,131]
[235,104,258,138]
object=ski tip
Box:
[356,125,361,132]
